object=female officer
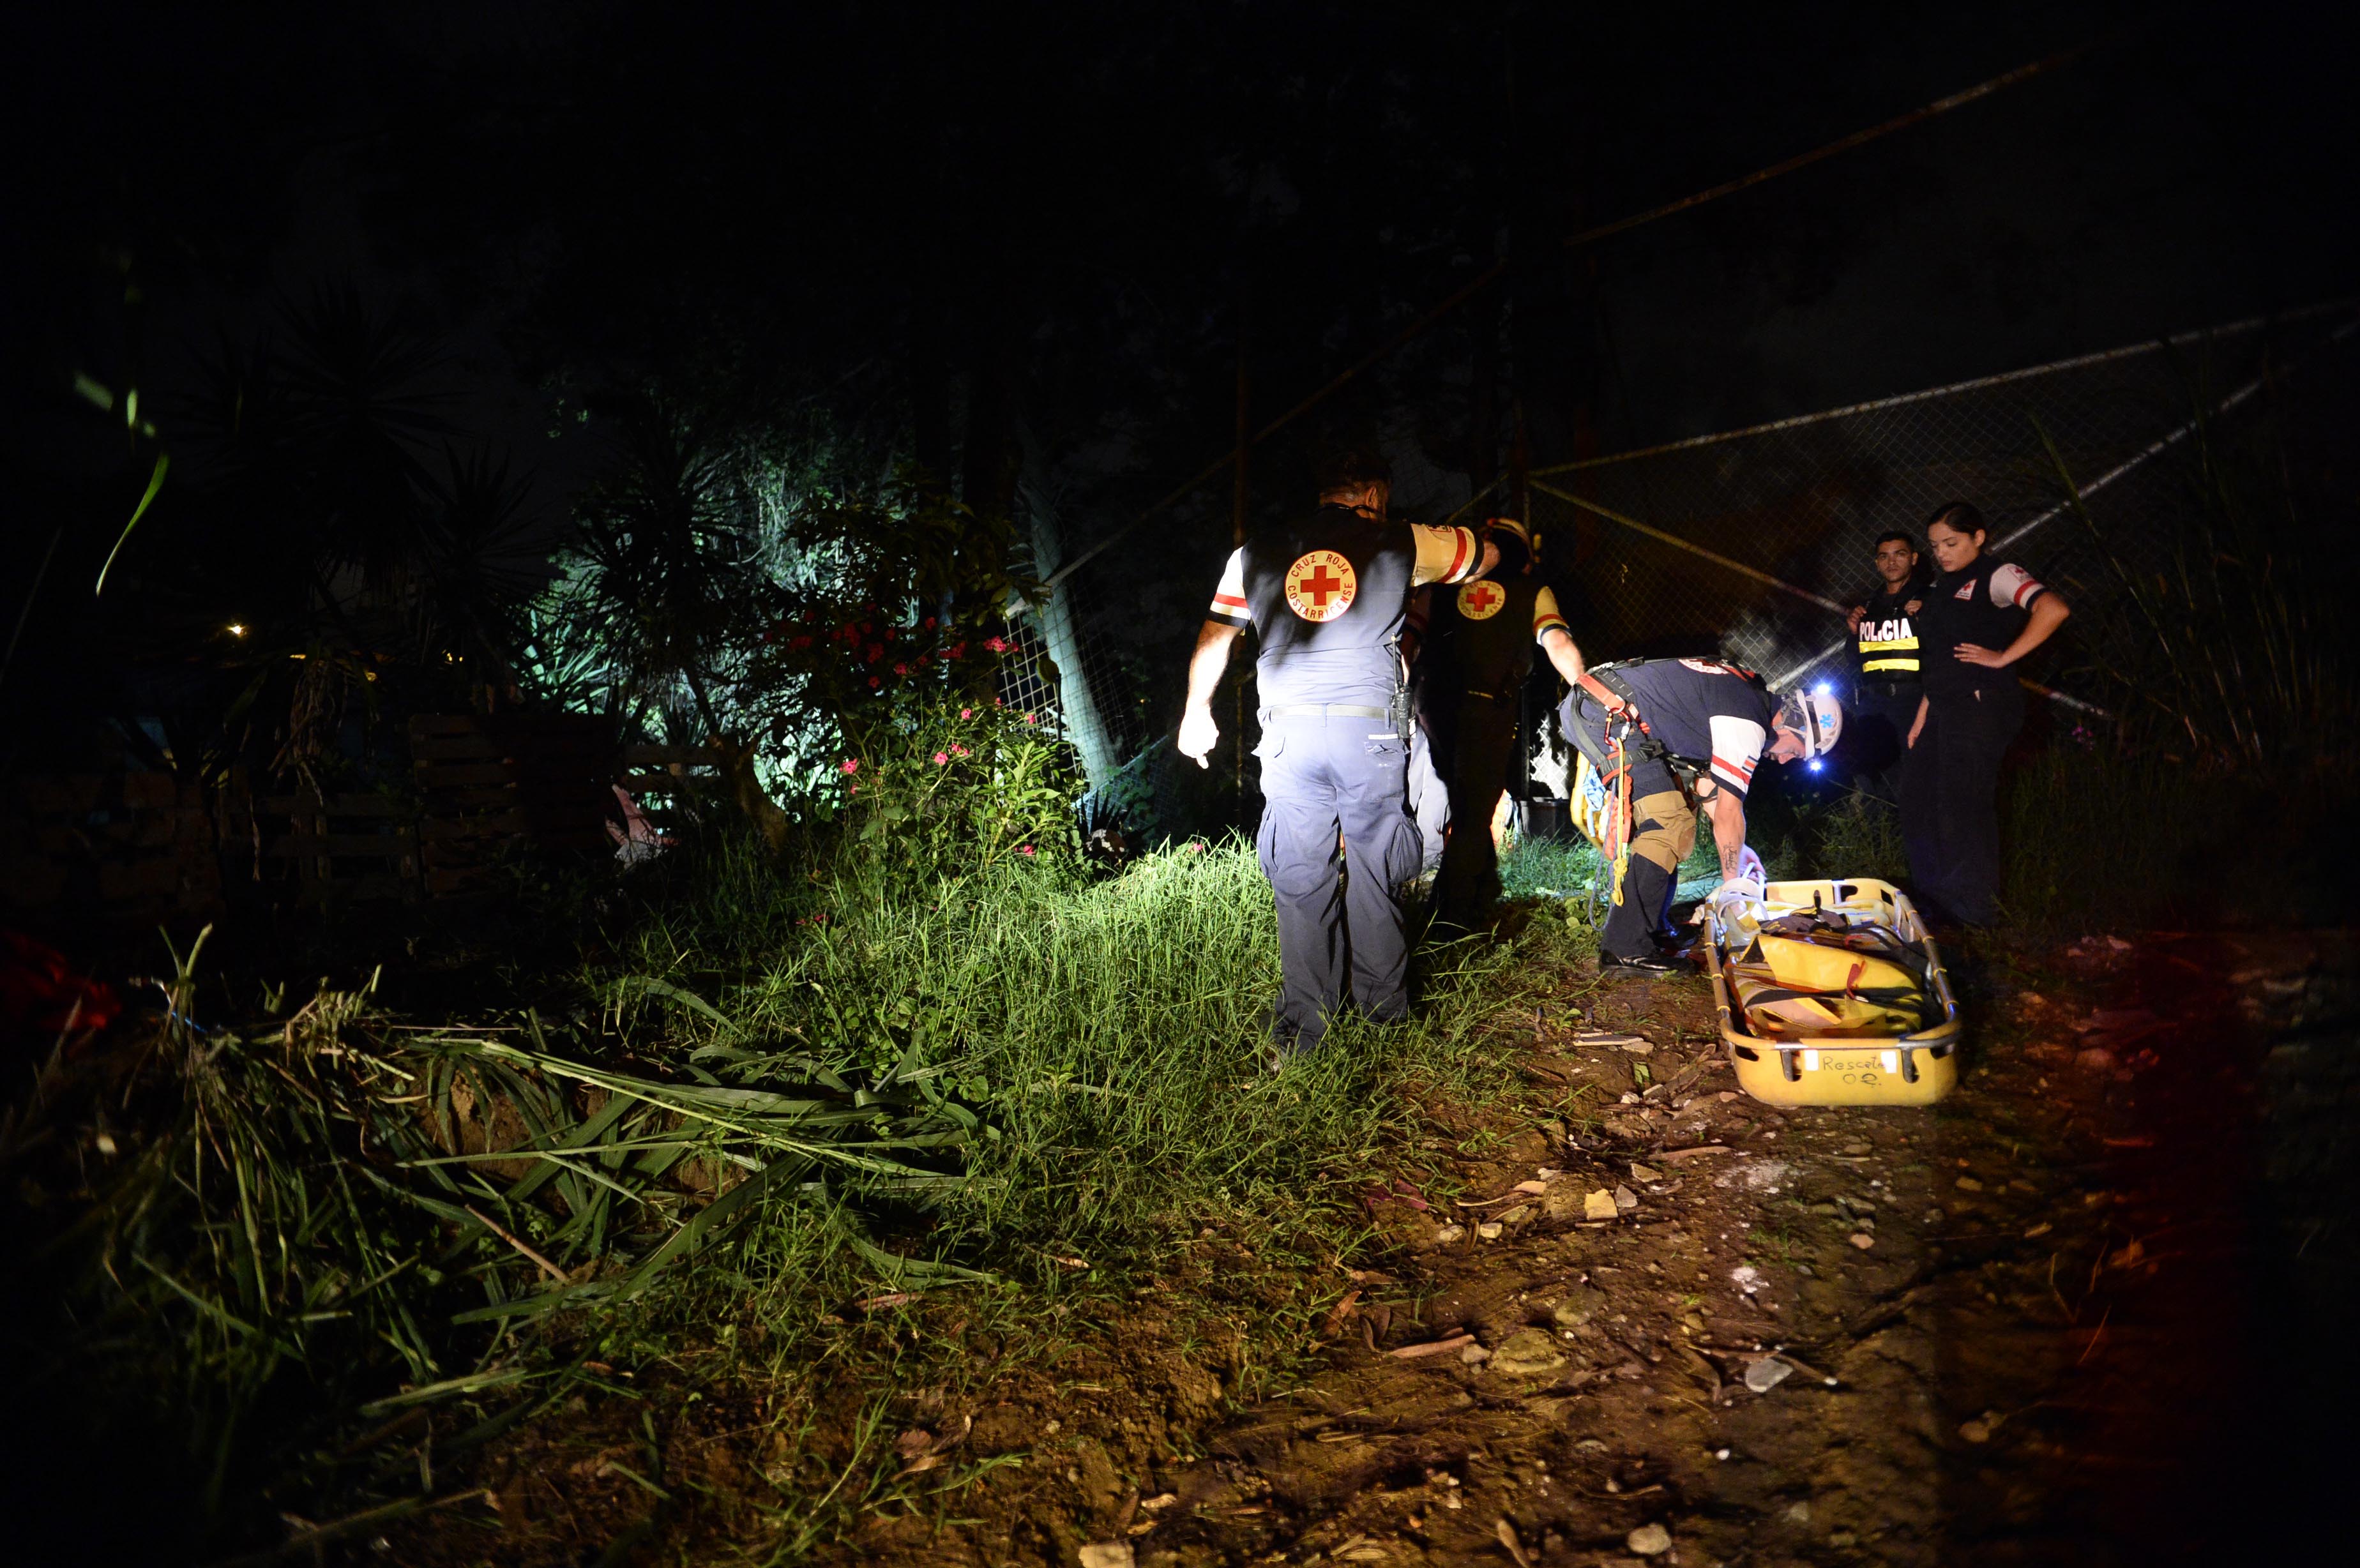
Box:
[1901,501,2071,926]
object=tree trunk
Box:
[1017,450,1118,795]
[911,292,952,486]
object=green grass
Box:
[14,835,1598,1557]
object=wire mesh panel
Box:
[1017,306,2356,835]
[1529,308,2358,695]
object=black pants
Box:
[1846,684,1920,800]
[1255,715,1425,1053]
[1900,686,2023,926]
[1433,693,1518,930]
[1600,756,1690,960]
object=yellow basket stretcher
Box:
[1702,877,1962,1106]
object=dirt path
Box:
[1077,932,2356,1568]
[393,928,2354,1567]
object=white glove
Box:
[1710,876,1766,924]
[1736,845,1766,885]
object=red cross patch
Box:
[1283,550,1358,622]
[1456,579,1506,621]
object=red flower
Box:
[923,616,937,630]
[840,758,859,774]
[946,642,967,660]
[984,635,1012,654]
[893,663,909,676]
[866,644,884,663]
[790,634,813,650]
[868,675,882,688]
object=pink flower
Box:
[934,751,949,765]
[840,758,859,774]
[951,743,969,756]
[1018,845,1036,857]
[984,635,1012,654]
[1022,712,1036,725]
[960,708,972,720]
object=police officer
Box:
[1843,531,1928,794]
[1902,501,2071,927]
[1415,516,1585,931]
[1559,660,1842,974]
[1177,451,1499,1058]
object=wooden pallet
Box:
[0,771,222,926]
[256,792,421,906]
[409,714,617,896]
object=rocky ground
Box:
[391,926,2356,1567]
[834,930,2354,1568]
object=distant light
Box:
[225,623,246,637]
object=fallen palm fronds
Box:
[10,940,991,1524]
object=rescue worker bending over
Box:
[1560,660,1842,974]
[1416,516,1585,931]
[1177,450,1499,1059]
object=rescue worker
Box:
[1559,660,1843,974]
[1416,516,1585,931]
[1177,451,1501,1058]
[1902,501,2071,928]
[1842,531,1928,794]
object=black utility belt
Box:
[1856,680,1920,698]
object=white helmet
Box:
[1777,686,1845,760]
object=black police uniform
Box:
[1557,660,1779,961]
[1206,505,1484,1052]
[1418,569,1570,929]
[1901,557,2049,925]
[1849,580,1925,792]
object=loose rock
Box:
[1584,1189,1619,1221]
[1744,1357,1796,1393]
[1489,1327,1568,1377]
[1613,1185,1639,1212]
[1552,1288,1605,1327]
[1628,1521,1672,1556]
[1849,1232,1875,1250]
[1078,1545,1134,1568]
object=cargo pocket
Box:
[1383,811,1425,888]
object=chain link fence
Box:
[1011,305,2358,838]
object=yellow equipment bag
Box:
[1723,928,1930,1040]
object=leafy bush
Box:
[836,698,1084,881]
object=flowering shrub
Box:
[836,698,1082,882]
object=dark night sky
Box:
[5,1,2353,550]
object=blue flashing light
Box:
[1812,682,1834,697]
[1806,758,1824,773]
